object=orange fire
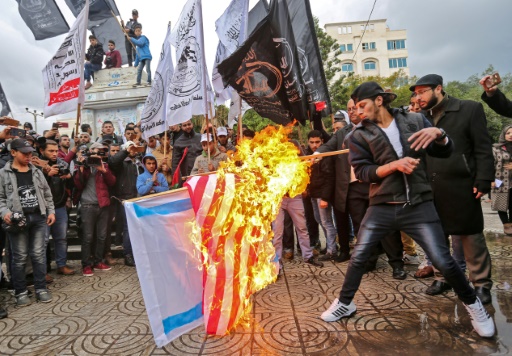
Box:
[190,124,310,334]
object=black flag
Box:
[15,0,70,40]
[65,0,119,26]
[90,17,128,65]
[0,82,12,117]
[218,0,309,125]
[286,0,332,114]
[247,0,269,35]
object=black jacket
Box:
[424,95,494,235]
[86,43,105,66]
[481,89,512,118]
[44,158,71,209]
[171,130,203,178]
[305,147,335,202]
[348,109,453,207]
[316,125,353,212]
[108,150,143,199]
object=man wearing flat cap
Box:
[0,139,56,306]
[319,82,495,338]
[122,9,141,67]
[410,74,494,304]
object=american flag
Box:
[185,173,277,335]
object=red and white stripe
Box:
[185,173,258,335]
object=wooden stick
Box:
[181,149,349,180]
[111,10,137,51]
[238,99,243,141]
[330,113,335,126]
[122,187,188,204]
[209,105,217,147]
[75,103,81,136]
[301,149,349,160]
[163,129,167,158]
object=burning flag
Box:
[185,125,309,335]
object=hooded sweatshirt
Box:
[136,154,169,196]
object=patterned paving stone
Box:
[1,228,511,354]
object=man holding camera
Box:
[0,139,55,306]
[39,140,74,276]
[73,142,116,277]
[108,141,143,266]
[480,74,512,118]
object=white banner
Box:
[141,23,174,140]
[167,0,213,125]
[42,0,88,118]
[124,189,203,348]
[212,0,249,105]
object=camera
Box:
[57,162,70,176]
[2,211,27,232]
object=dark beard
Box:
[422,95,439,111]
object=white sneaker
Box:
[463,297,495,338]
[403,253,420,265]
[321,298,356,322]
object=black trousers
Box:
[338,201,476,305]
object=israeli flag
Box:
[124,189,203,347]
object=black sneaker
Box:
[125,254,136,267]
[318,252,336,261]
[305,258,324,268]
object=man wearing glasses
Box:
[410,74,494,305]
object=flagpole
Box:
[238,98,243,141]
[75,103,82,137]
[209,105,217,147]
[110,10,137,51]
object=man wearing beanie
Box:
[410,74,494,304]
[320,81,495,339]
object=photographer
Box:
[73,143,116,277]
[95,121,122,145]
[39,140,74,276]
[108,141,143,267]
[480,74,512,118]
[0,139,55,306]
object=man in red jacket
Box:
[73,142,116,277]
[104,40,122,69]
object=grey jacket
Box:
[0,162,55,219]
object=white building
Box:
[324,19,409,79]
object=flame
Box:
[191,125,310,334]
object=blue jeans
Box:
[84,62,101,81]
[46,207,68,268]
[311,198,337,254]
[8,213,48,295]
[338,202,476,305]
[122,205,132,256]
[272,196,313,260]
[80,204,109,267]
[136,59,151,84]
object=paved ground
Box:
[0,201,511,355]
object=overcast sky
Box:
[1,0,511,130]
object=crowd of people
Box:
[0,73,510,339]
[84,9,152,90]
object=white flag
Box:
[212,0,249,104]
[42,0,88,118]
[141,23,174,140]
[167,0,213,125]
[124,189,203,347]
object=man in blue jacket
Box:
[129,25,152,87]
[137,155,169,196]
[319,82,495,339]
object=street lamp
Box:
[25,108,44,132]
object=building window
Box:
[389,57,408,68]
[347,26,352,34]
[338,27,342,34]
[387,39,406,50]
[364,61,376,70]
[340,44,346,52]
[341,63,354,72]
[369,24,374,31]
[347,44,353,51]
[362,42,376,50]
[360,24,365,31]
[340,44,353,53]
